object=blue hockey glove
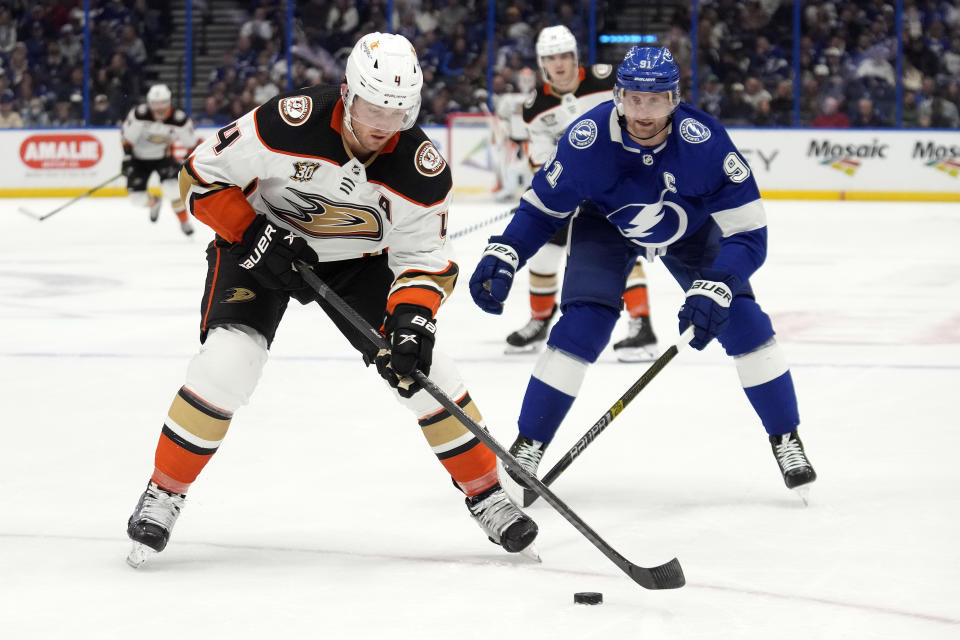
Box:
[469,241,520,314]
[678,270,738,350]
[375,304,436,398]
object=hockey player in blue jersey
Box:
[469,46,817,501]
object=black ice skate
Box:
[498,435,547,508]
[126,481,186,568]
[505,305,557,354]
[613,316,659,362]
[466,483,538,554]
[148,195,161,222]
[180,220,194,236]
[769,430,817,504]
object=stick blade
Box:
[17,207,41,221]
[628,556,685,590]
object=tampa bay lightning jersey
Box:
[502,101,768,287]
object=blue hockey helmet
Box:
[614,46,681,118]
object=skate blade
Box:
[126,542,156,569]
[615,345,659,362]
[518,543,541,563]
[504,342,544,355]
[793,485,811,506]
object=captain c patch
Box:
[415,141,446,177]
[278,96,312,126]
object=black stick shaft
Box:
[538,327,693,491]
[37,173,123,221]
[295,262,684,590]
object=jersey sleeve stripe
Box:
[710,199,767,237]
[369,179,451,208]
[387,284,444,316]
[521,189,576,218]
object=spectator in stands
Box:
[21,96,49,127]
[23,21,47,65]
[250,67,279,104]
[326,0,359,51]
[901,90,921,127]
[850,96,886,127]
[49,99,81,127]
[89,93,118,126]
[0,7,17,55]
[698,73,724,116]
[0,90,23,128]
[58,23,82,65]
[748,35,790,86]
[118,25,148,69]
[8,42,28,86]
[920,93,960,129]
[742,76,772,112]
[240,6,274,50]
[856,44,895,87]
[811,95,850,128]
[35,42,71,91]
[194,95,230,127]
[719,82,755,126]
[770,79,794,121]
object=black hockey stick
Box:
[296,261,684,590]
[18,172,123,221]
[519,327,694,508]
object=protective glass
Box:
[614,88,677,120]
[349,93,420,132]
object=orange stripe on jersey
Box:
[189,186,257,243]
[387,286,442,316]
[201,244,221,333]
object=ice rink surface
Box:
[1,196,958,639]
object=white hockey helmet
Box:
[146,84,171,107]
[536,25,578,81]
[343,32,422,132]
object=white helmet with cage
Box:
[146,84,171,107]
[343,32,423,132]
[535,25,578,81]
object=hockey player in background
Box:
[470,46,817,501]
[124,33,538,567]
[121,84,199,236]
[505,25,659,362]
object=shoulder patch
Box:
[678,118,712,144]
[414,141,446,177]
[278,95,313,126]
[592,64,613,79]
[568,118,599,149]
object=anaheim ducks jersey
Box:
[122,104,199,161]
[523,64,615,167]
[181,85,457,316]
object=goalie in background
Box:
[491,67,535,202]
[121,83,200,236]
[470,46,817,503]
[504,25,659,362]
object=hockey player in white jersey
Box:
[121,84,199,236]
[124,33,537,568]
[504,26,659,362]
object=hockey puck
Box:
[573,592,603,605]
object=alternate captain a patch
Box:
[278,96,312,126]
[415,141,446,177]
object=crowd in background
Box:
[0,0,956,130]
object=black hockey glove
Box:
[121,148,133,177]
[230,215,319,290]
[375,304,436,398]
